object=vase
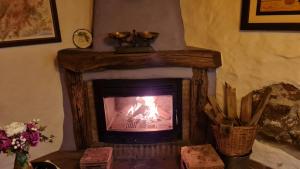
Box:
[14,151,32,169]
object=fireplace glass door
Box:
[103,95,173,132]
[93,79,182,144]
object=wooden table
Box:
[33,151,83,169]
[33,151,272,169]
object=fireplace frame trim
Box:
[93,78,183,144]
[58,48,221,150]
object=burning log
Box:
[128,104,148,119]
[157,107,171,120]
[127,96,161,121]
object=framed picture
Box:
[241,0,300,30]
[0,0,61,48]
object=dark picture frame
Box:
[0,0,61,48]
[240,0,300,31]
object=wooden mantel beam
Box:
[57,48,221,72]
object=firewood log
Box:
[225,83,239,124]
[204,103,222,125]
[240,92,253,124]
[249,87,272,126]
[208,96,225,119]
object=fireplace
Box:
[93,79,182,144]
[58,49,221,149]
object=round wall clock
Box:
[72,29,93,48]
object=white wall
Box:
[180,0,300,107]
[180,0,300,168]
[2,0,300,168]
[0,0,93,168]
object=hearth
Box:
[93,79,182,144]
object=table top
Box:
[33,151,272,169]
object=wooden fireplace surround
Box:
[57,48,222,150]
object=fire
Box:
[143,96,159,120]
[127,96,159,121]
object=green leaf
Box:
[39,126,47,131]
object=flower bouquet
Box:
[0,119,54,169]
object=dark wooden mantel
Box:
[57,49,221,72]
[58,48,222,150]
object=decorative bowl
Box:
[137,32,159,40]
[108,32,131,40]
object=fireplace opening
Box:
[93,79,182,144]
[103,95,173,132]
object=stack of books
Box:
[181,144,224,169]
[80,147,113,169]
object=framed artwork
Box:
[0,0,61,48]
[241,0,300,30]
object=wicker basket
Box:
[212,125,257,157]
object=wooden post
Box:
[64,69,90,149]
[190,68,209,144]
[182,80,191,144]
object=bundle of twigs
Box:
[204,83,272,127]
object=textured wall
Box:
[180,0,300,168]
[0,0,93,168]
[93,0,186,51]
[2,0,300,168]
[180,0,300,107]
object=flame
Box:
[127,96,159,121]
[127,102,142,116]
[143,96,159,120]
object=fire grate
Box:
[126,119,139,129]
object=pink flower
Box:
[0,130,11,152]
[22,131,40,146]
[29,132,40,146]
